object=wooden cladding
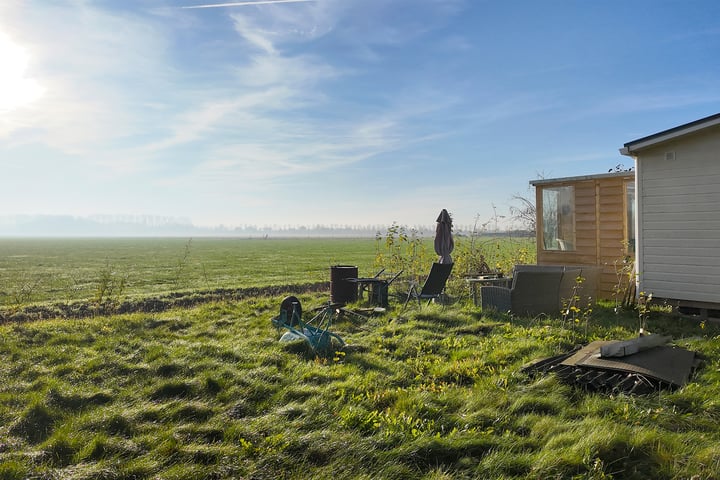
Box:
[535,174,634,300]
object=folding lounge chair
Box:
[403,262,454,309]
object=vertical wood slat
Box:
[534,172,635,300]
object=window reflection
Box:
[542,186,575,251]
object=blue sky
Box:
[1,0,719,231]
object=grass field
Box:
[0,236,534,314]
[2,237,719,479]
[0,237,381,307]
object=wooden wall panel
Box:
[536,173,634,300]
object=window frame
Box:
[540,185,576,252]
[624,180,636,254]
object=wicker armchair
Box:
[479,265,597,317]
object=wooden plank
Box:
[597,214,622,223]
[599,187,624,197]
[576,216,598,225]
[598,242,625,251]
[598,245,625,255]
[539,254,597,264]
[598,201,624,210]
[599,205,623,214]
[575,225,596,233]
[598,229,624,238]
[574,248,597,258]
[600,195,625,210]
[599,230,624,239]
[575,190,595,205]
[576,206,597,214]
[599,249,629,259]
[576,232,596,239]
[576,239,597,247]
[575,239,597,247]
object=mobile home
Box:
[621,113,720,316]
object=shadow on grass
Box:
[47,389,113,411]
[9,403,56,444]
[388,434,498,472]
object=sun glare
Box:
[0,32,44,113]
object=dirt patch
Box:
[0,282,328,324]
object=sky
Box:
[2,0,720,231]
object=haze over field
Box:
[2,0,720,233]
[0,213,529,237]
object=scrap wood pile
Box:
[523,335,703,395]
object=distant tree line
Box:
[0,215,533,238]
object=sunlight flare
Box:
[0,32,44,113]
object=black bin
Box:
[330,265,358,304]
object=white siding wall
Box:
[637,128,720,303]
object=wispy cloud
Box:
[0,0,483,224]
[126,0,526,196]
[182,0,314,10]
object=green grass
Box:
[0,237,381,306]
[0,236,535,320]
[1,236,715,478]
[1,291,720,479]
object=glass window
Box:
[542,186,575,251]
[626,181,635,253]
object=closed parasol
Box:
[434,208,454,264]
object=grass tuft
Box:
[9,402,56,444]
[42,432,78,467]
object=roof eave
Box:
[529,170,634,186]
[622,112,720,155]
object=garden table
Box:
[346,277,391,307]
